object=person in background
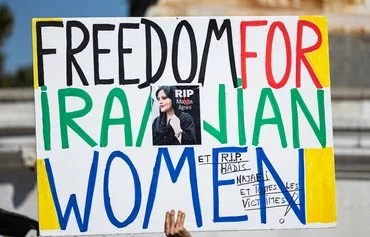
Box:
[164,210,192,237]
[0,208,39,237]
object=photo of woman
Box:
[152,86,200,146]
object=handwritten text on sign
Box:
[33,16,336,236]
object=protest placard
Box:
[33,16,336,236]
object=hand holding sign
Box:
[164,210,191,237]
[169,114,183,141]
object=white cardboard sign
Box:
[33,16,336,236]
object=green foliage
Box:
[1,65,33,87]
[0,3,14,87]
[0,4,13,46]
[0,3,33,88]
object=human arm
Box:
[169,113,196,145]
[164,210,192,237]
[0,208,39,237]
[178,113,196,144]
[169,115,183,143]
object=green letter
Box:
[58,88,97,149]
[237,78,246,145]
[41,86,51,150]
[100,88,133,147]
[291,89,326,148]
[203,84,227,144]
[135,91,152,147]
[252,88,287,148]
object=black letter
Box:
[36,21,64,87]
[138,19,167,89]
[66,21,90,86]
[172,20,197,83]
[118,23,140,85]
[199,19,237,88]
[93,24,115,85]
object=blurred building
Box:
[146,0,370,33]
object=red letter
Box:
[265,21,292,89]
[296,20,323,88]
[240,20,267,89]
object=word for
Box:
[44,146,306,232]
[35,18,323,89]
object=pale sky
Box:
[2,0,129,73]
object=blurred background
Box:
[0,0,369,236]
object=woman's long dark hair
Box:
[155,86,179,127]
